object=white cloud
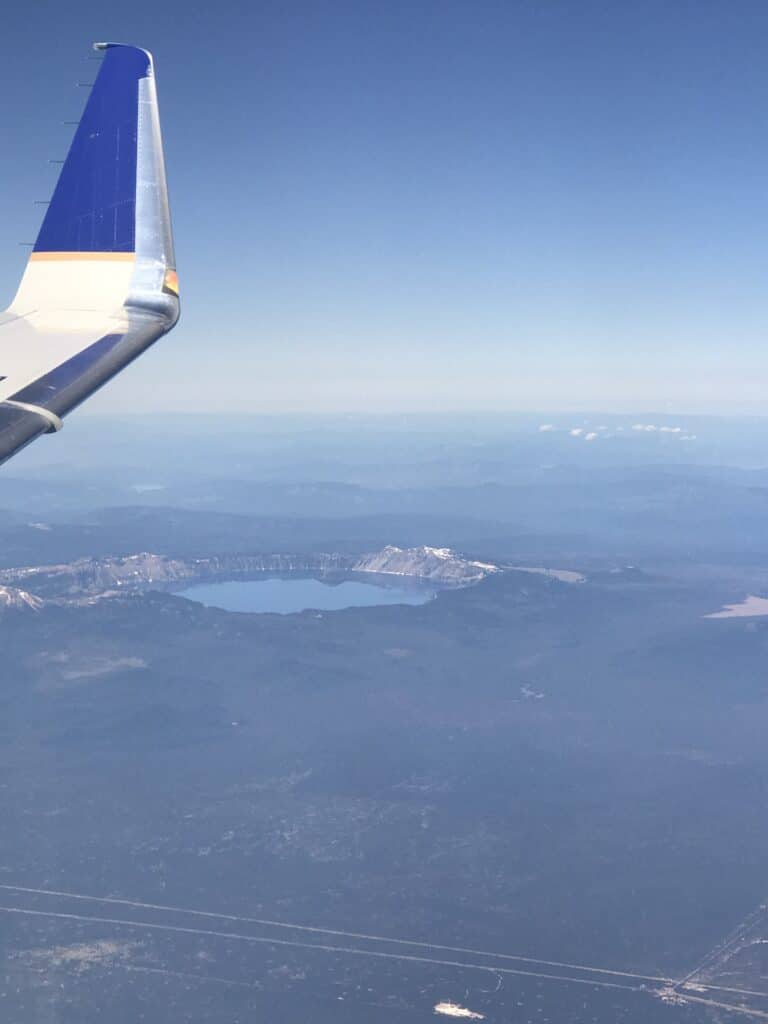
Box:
[631,423,684,434]
[538,424,556,432]
[569,428,584,437]
[584,432,598,441]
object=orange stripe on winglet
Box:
[29,252,136,262]
[163,269,179,296]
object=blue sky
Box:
[1,0,768,414]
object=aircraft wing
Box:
[0,43,179,466]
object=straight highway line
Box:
[0,883,670,984]
[0,905,641,993]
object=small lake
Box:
[177,576,435,614]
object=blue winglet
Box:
[34,44,151,253]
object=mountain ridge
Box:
[0,545,502,605]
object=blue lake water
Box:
[177,576,435,614]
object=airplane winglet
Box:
[20,42,178,323]
[35,44,151,255]
[0,44,180,466]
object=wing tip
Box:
[92,42,154,77]
[93,40,153,59]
